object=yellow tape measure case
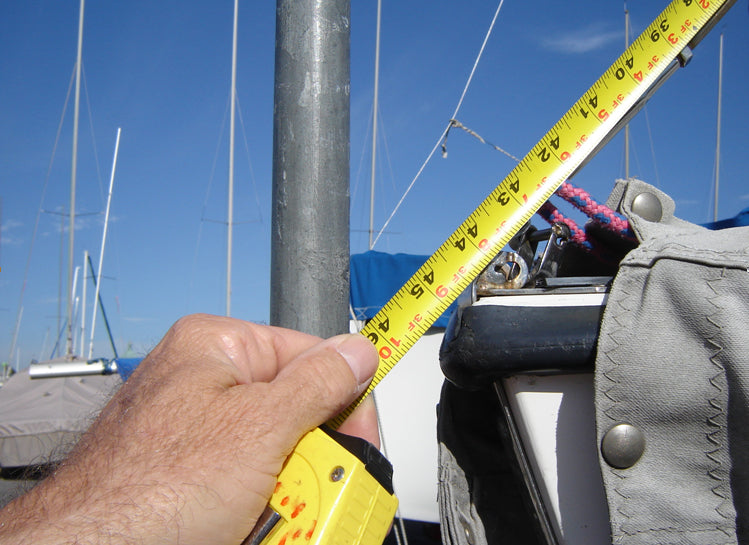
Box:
[260,427,398,545]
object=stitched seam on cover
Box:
[599,274,636,535]
[599,273,637,420]
[620,525,735,539]
[704,269,733,523]
[623,242,749,270]
[628,231,749,257]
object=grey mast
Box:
[66,0,85,358]
[270,0,351,338]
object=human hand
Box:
[0,314,379,545]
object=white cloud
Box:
[1,219,23,231]
[1,219,25,246]
[541,24,623,54]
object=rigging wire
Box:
[642,107,662,188]
[353,106,400,248]
[442,119,521,162]
[7,67,77,364]
[187,95,230,313]
[82,63,105,205]
[351,102,375,224]
[372,0,506,248]
[352,106,403,248]
[187,90,263,313]
[620,3,661,188]
[235,93,265,225]
[441,113,635,253]
[378,112,401,207]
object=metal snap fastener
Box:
[601,423,645,469]
[630,192,662,222]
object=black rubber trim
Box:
[440,303,603,390]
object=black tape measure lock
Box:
[249,2,737,545]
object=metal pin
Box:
[330,466,345,482]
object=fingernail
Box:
[335,334,377,386]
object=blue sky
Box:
[1,0,747,365]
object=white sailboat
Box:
[0,0,122,471]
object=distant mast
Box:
[66,0,85,359]
[714,32,723,222]
[368,0,382,250]
[227,0,238,316]
[624,3,630,179]
[88,128,121,359]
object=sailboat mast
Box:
[270,0,351,338]
[71,266,81,353]
[227,0,238,317]
[368,0,382,250]
[714,32,723,222]
[66,0,85,358]
[81,249,88,354]
[88,128,121,359]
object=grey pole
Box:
[270,0,351,338]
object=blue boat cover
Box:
[350,250,455,328]
[703,206,749,230]
[115,358,142,382]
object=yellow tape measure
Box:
[330,0,735,428]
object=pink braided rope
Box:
[556,182,633,237]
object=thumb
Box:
[270,333,379,437]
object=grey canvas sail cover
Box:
[595,179,749,544]
[437,179,749,544]
[0,365,120,467]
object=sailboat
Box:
[0,0,122,471]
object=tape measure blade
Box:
[688,0,737,47]
[329,0,734,429]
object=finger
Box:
[213,320,326,384]
[269,334,379,439]
[336,395,380,448]
[136,314,326,386]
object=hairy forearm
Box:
[0,463,181,544]
[0,370,267,544]
[0,472,110,544]
[0,404,171,544]
[0,316,380,545]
